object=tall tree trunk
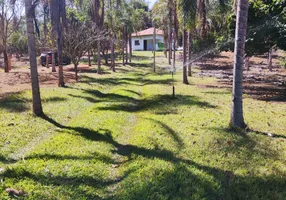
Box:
[43,5,48,47]
[54,0,65,87]
[153,26,156,72]
[122,26,125,66]
[52,51,56,72]
[230,0,248,128]
[172,2,177,71]
[57,22,65,87]
[183,28,188,84]
[268,47,272,71]
[129,33,132,62]
[172,26,176,70]
[3,50,9,73]
[88,49,91,66]
[125,26,128,64]
[201,0,207,38]
[111,37,115,72]
[25,0,43,116]
[105,49,109,65]
[168,6,172,64]
[164,34,168,58]
[46,54,49,68]
[74,63,78,82]
[187,31,192,76]
[245,56,250,71]
[97,40,101,74]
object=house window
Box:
[135,40,140,46]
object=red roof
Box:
[131,27,164,37]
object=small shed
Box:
[131,27,164,51]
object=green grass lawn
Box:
[0,51,285,199]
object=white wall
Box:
[131,35,164,51]
[131,37,144,51]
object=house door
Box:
[144,40,147,51]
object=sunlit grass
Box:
[0,51,285,199]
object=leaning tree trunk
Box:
[183,28,189,84]
[230,0,249,128]
[188,31,192,76]
[25,0,43,116]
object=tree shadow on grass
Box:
[0,154,17,164]
[39,115,186,163]
[206,126,285,173]
[36,115,286,199]
[0,93,67,113]
[83,89,136,102]
[112,125,286,199]
[122,89,142,97]
[214,126,286,140]
[25,152,115,165]
[97,94,216,113]
[251,129,286,139]
[146,118,184,149]
[2,166,136,199]
[131,55,153,61]
[111,162,286,200]
[80,75,172,87]
[128,62,152,68]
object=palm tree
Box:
[25,0,43,116]
[187,31,192,76]
[230,0,249,128]
[106,0,117,71]
[182,27,188,84]
[197,0,207,38]
[152,0,169,58]
[90,0,105,74]
[168,0,173,65]
[178,0,196,82]
[172,0,178,70]
[50,0,66,87]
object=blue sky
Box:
[147,0,158,9]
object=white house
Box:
[131,27,164,51]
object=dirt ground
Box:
[0,61,91,99]
[0,51,286,102]
[194,51,286,102]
